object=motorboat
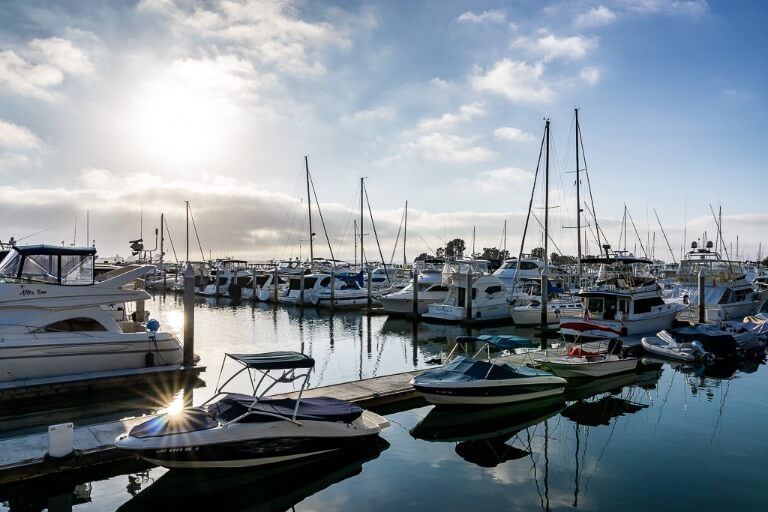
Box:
[0,245,183,382]
[378,267,448,315]
[493,257,544,289]
[200,259,252,298]
[410,335,567,405]
[558,254,686,340]
[422,274,511,324]
[510,298,581,326]
[534,339,638,378]
[640,331,710,363]
[662,324,763,359]
[670,241,766,321]
[115,351,389,468]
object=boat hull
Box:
[411,378,566,406]
[560,307,681,340]
[534,357,638,378]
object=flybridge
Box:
[0,245,96,286]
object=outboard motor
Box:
[691,340,715,365]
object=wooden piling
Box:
[330,270,336,311]
[412,268,419,318]
[182,264,195,367]
[273,267,279,303]
[367,270,373,308]
[299,272,305,306]
[465,270,473,320]
[698,269,706,323]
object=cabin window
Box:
[587,297,604,314]
[503,261,517,269]
[304,277,318,288]
[426,285,449,292]
[484,285,503,295]
[319,277,331,287]
[21,254,59,284]
[618,299,629,314]
[520,262,539,270]
[60,254,95,285]
[633,297,665,314]
[37,317,107,332]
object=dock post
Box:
[330,270,336,311]
[299,272,305,306]
[214,267,221,297]
[698,269,706,323]
[135,278,145,322]
[232,268,238,298]
[367,270,373,309]
[412,268,419,318]
[273,267,279,303]
[183,264,195,367]
[465,270,473,320]
[252,268,258,300]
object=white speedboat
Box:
[378,268,448,315]
[535,340,638,378]
[422,274,510,324]
[0,245,183,382]
[115,352,389,468]
[411,335,566,405]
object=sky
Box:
[1,0,766,263]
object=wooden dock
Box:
[0,369,422,485]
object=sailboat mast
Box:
[305,156,314,263]
[360,177,364,269]
[503,219,507,255]
[472,226,476,258]
[403,200,408,266]
[185,200,189,263]
[575,108,582,285]
[541,119,550,329]
[353,220,358,268]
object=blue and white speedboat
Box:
[410,335,566,405]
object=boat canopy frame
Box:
[443,335,535,378]
[204,351,316,424]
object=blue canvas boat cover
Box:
[455,335,534,350]
[214,394,364,423]
[226,351,315,370]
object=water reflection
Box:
[117,439,389,512]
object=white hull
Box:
[139,450,335,469]
[0,332,183,382]
[379,295,446,315]
[640,337,696,362]
[418,387,565,405]
[511,307,558,326]
[560,307,682,339]
[535,357,637,378]
[423,303,511,323]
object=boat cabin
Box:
[0,245,96,286]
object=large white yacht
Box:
[378,266,449,315]
[493,257,544,289]
[0,245,183,383]
[199,259,252,298]
[669,241,766,321]
[559,255,685,339]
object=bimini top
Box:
[456,335,534,350]
[11,244,97,256]
[226,351,315,370]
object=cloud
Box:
[722,88,753,101]
[0,36,95,101]
[471,59,554,103]
[512,32,597,62]
[457,9,507,24]
[405,133,495,163]
[580,66,602,85]
[0,50,63,101]
[494,127,536,142]
[0,120,44,151]
[416,102,485,131]
[461,167,535,193]
[617,0,709,16]
[340,106,396,124]
[140,0,373,75]
[28,37,95,75]
[574,5,617,28]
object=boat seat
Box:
[213,393,364,423]
[568,347,599,357]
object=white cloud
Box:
[340,106,396,124]
[617,0,709,16]
[0,50,63,101]
[406,133,495,163]
[494,127,535,142]
[471,59,554,104]
[722,88,752,101]
[459,167,534,193]
[417,102,485,131]
[575,5,617,28]
[457,9,507,24]
[28,37,95,75]
[512,32,597,62]
[140,0,372,75]
[580,66,602,85]
[0,120,44,151]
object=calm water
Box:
[2,294,767,511]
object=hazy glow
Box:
[164,310,184,334]
[161,393,185,416]
[124,78,227,167]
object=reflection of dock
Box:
[0,369,421,486]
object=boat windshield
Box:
[0,249,94,285]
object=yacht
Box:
[278,273,371,308]
[0,245,183,382]
[670,241,766,321]
[558,255,685,340]
[378,267,449,315]
[115,351,389,468]
[200,259,252,298]
[422,274,510,324]
[493,257,544,289]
